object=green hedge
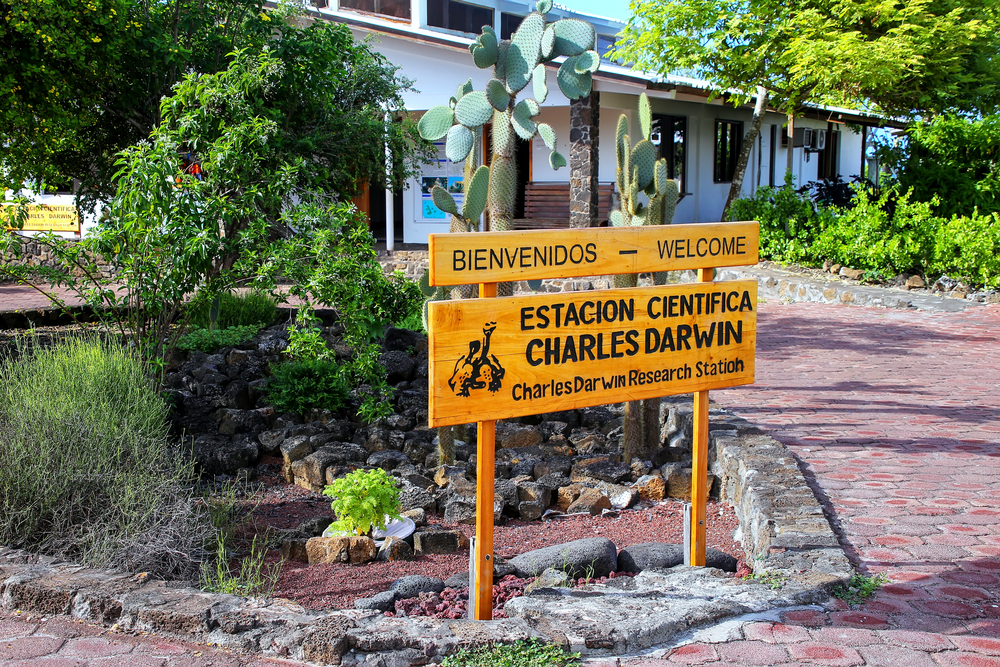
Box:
[729,184,1000,288]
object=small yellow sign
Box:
[3,204,81,233]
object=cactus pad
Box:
[610,210,624,227]
[418,105,455,141]
[574,50,600,74]
[630,139,657,190]
[456,78,473,101]
[550,150,566,170]
[552,19,596,57]
[495,40,510,80]
[486,79,510,111]
[536,0,553,13]
[639,93,652,140]
[463,165,490,222]
[431,185,459,216]
[512,100,538,140]
[537,122,557,150]
[542,25,556,60]
[472,30,498,69]
[418,270,435,297]
[454,91,493,128]
[489,158,518,213]
[654,159,668,196]
[508,13,545,92]
[533,64,548,103]
[446,124,475,162]
[557,57,593,99]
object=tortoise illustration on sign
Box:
[449,322,506,397]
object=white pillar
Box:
[412,0,427,29]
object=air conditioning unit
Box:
[812,129,827,151]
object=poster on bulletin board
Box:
[419,142,467,221]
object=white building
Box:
[301,1,888,244]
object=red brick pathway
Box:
[0,609,309,666]
[616,301,1000,666]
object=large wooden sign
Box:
[2,204,81,233]
[428,281,756,427]
[429,222,759,285]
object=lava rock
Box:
[501,428,543,449]
[380,350,416,384]
[635,474,667,501]
[378,536,413,562]
[216,408,263,435]
[399,483,437,514]
[280,538,310,562]
[666,468,716,501]
[518,501,543,521]
[616,542,737,573]
[192,435,260,475]
[509,537,618,579]
[412,530,467,555]
[367,450,411,471]
[534,456,572,478]
[524,567,571,594]
[516,481,551,507]
[389,575,445,599]
[401,508,427,527]
[297,516,334,536]
[354,590,398,612]
[566,487,611,515]
[442,498,476,525]
[571,457,631,484]
[305,536,377,565]
[383,327,421,353]
[280,435,313,469]
[257,429,286,456]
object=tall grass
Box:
[0,335,212,579]
[187,291,278,330]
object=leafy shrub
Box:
[810,187,941,274]
[284,307,334,361]
[323,468,402,536]
[881,114,1000,218]
[728,178,833,265]
[0,335,211,579]
[265,359,350,414]
[441,639,581,667]
[932,210,1000,288]
[188,291,278,330]
[177,325,261,353]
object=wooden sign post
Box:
[425,223,759,620]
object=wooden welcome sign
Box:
[425,222,759,621]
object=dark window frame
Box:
[652,113,687,194]
[427,0,494,35]
[500,12,522,40]
[714,119,743,183]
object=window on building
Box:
[500,12,522,40]
[652,114,686,193]
[339,0,411,20]
[714,120,742,183]
[428,0,493,34]
[597,34,617,61]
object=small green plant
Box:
[200,532,282,597]
[265,359,350,415]
[284,306,334,361]
[323,468,403,537]
[177,325,261,353]
[442,639,581,667]
[743,571,787,590]
[188,291,278,330]
[832,573,887,605]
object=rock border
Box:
[0,398,851,664]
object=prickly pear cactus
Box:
[611,93,680,464]
[417,1,601,296]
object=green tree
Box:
[614,0,1000,218]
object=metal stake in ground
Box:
[689,267,713,566]
[474,281,497,620]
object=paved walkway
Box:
[615,301,1000,666]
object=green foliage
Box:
[931,210,1000,288]
[728,179,835,265]
[615,0,1000,118]
[188,291,277,330]
[832,573,887,605]
[881,114,1000,219]
[0,2,430,207]
[322,468,402,537]
[284,308,334,362]
[811,187,940,274]
[441,639,581,667]
[265,359,350,415]
[177,325,261,354]
[0,335,211,579]
[200,532,281,597]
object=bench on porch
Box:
[509,182,615,230]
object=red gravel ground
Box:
[246,459,742,610]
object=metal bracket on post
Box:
[683,503,692,566]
